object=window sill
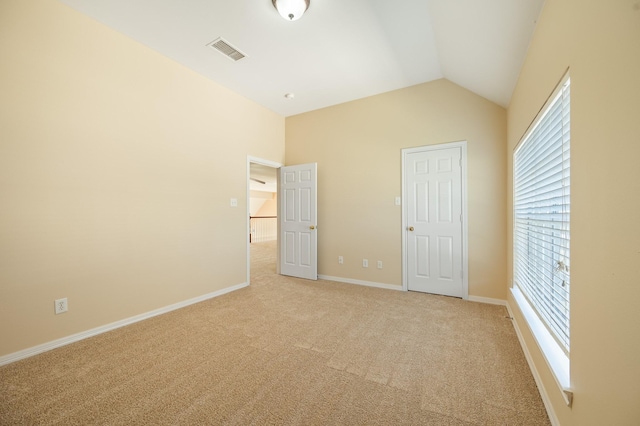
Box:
[511,286,573,406]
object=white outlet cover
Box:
[363,259,368,267]
[230,198,238,207]
[395,197,401,206]
[55,298,68,314]
[377,260,383,269]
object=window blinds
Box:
[514,78,571,353]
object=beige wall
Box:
[286,79,507,298]
[249,191,277,217]
[507,0,640,424]
[250,191,272,216]
[0,0,284,357]
[255,194,277,217]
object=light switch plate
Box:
[395,197,401,206]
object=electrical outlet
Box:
[377,260,383,269]
[230,198,238,207]
[363,259,368,268]
[338,256,344,264]
[54,298,68,314]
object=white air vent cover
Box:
[207,37,246,62]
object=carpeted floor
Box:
[0,241,550,425]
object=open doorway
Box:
[247,157,281,284]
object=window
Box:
[513,74,571,400]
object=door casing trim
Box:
[401,141,469,299]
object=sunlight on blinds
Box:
[514,77,570,353]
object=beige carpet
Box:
[0,241,550,425]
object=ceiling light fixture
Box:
[272,0,310,21]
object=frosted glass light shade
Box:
[272,0,310,21]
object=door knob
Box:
[408,226,414,231]
[309,225,316,230]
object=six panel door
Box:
[279,163,318,280]
[406,147,463,297]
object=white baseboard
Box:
[467,295,507,305]
[0,282,248,367]
[318,275,402,291]
[316,278,510,304]
[506,301,560,426]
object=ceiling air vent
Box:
[207,37,246,62]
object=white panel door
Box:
[405,146,463,297]
[279,163,317,280]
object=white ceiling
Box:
[58,0,544,117]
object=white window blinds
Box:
[514,77,571,353]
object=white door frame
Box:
[247,156,282,285]
[401,141,469,299]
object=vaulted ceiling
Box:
[59,0,545,117]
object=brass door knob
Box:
[408,226,414,231]
[309,225,316,230]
